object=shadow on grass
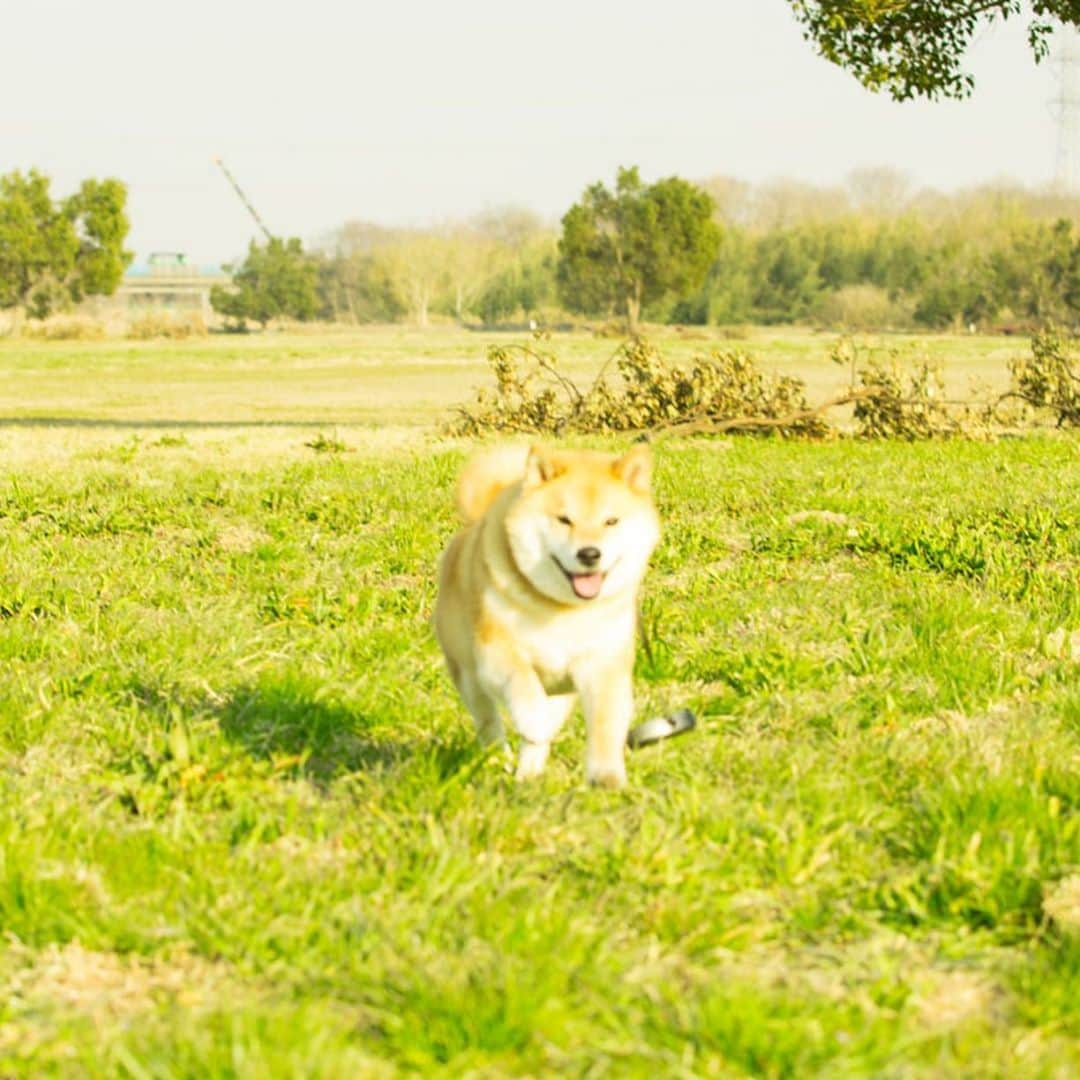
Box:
[124,675,486,788]
[0,417,356,430]
[216,681,413,782]
[125,677,415,783]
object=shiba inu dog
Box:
[435,444,660,787]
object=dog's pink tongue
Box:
[571,573,604,599]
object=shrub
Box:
[23,317,107,341]
[1006,326,1079,427]
[304,432,352,454]
[816,285,914,331]
[853,357,956,438]
[126,313,208,340]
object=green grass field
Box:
[0,324,1023,428]
[1,328,1077,1076]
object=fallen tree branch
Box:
[648,387,885,439]
[449,331,1078,439]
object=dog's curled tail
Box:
[456,444,529,523]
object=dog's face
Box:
[503,445,661,605]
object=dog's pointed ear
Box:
[524,444,562,488]
[613,444,653,494]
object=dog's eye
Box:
[557,514,572,526]
[604,517,619,527]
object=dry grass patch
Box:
[214,523,269,554]
[6,943,231,1020]
[1043,876,1080,934]
[900,702,1017,773]
[786,509,853,527]
[909,970,999,1029]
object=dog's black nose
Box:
[576,546,601,567]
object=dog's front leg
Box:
[515,693,576,779]
[504,673,566,781]
[478,647,563,779]
[515,739,550,780]
[574,650,634,788]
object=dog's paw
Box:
[586,762,627,789]
[516,741,550,780]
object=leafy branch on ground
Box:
[449,338,830,438]
[304,431,353,454]
[1003,326,1080,428]
[448,329,1079,440]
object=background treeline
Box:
[314,209,556,328]
[305,169,1078,332]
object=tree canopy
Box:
[211,237,318,329]
[788,1,1080,100]
[557,167,720,332]
[0,169,131,322]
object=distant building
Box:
[116,252,229,320]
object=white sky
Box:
[1,0,1071,264]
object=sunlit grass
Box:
[0,334,1077,1074]
[0,324,1023,427]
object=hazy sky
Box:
[2,1,1072,264]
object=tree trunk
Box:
[625,283,642,336]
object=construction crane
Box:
[212,156,274,241]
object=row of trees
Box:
[211,210,560,331]
[688,203,1080,329]
[207,4,1080,331]
[6,5,1079,331]
[1,164,1073,335]
[210,169,1079,333]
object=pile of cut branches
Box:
[449,338,830,439]
[447,329,1078,441]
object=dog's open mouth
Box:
[552,557,605,600]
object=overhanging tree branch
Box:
[788,0,1080,100]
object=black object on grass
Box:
[627,708,697,749]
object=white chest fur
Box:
[484,587,635,695]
